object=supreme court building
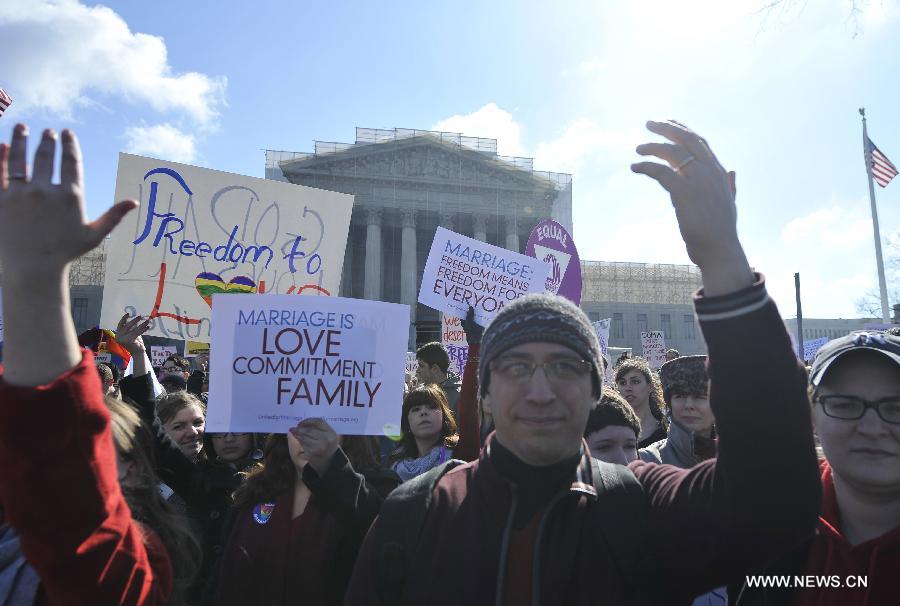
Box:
[265,127,573,348]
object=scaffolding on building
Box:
[69,239,107,286]
[580,260,703,305]
[265,126,572,191]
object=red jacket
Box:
[0,353,172,605]
[792,460,900,606]
[344,277,823,605]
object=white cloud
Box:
[431,103,523,156]
[533,120,640,175]
[123,123,197,163]
[0,0,226,126]
[781,204,872,248]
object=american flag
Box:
[867,135,898,188]
[0,88,11,117]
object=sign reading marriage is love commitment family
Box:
[206,294,409,435]
[418,227,551,327]
[100,154,353,341]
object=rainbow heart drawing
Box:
[195,272,257,308]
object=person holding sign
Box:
[614,357,669,448]
[345,121,820,605]
[0,125,172,604]
[216,422,398,606]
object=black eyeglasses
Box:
[816,395,900,425]
[491,358,592,383]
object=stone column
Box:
[340,231,353,297]
[363,207,382,301]
[505,215,519,252]
[473,214,488,243]
[400,209,418,348]
[439,211,455,231]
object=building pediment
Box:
[279,135,558,194]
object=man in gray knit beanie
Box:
[478,293,604,400]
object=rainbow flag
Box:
[98,329,132,371]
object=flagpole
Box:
[860,107,891,323]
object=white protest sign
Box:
[593,318,611,383]
[803,337,829,362]
[641,331,667,369]
[405,352,419,375]
[95,352,113,364]
[100,154,353,341]
[418,227,550,326]
[150,346,178,368]
[441,313,469,379]
[206,294,409,435]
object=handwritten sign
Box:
[593,318,611,383]
[419,227,550,327]
[150,346,178,368]
[206,294,409,435]
[100,153,353,341]
[641,331,667,369]
[405,352,419,376]
[803,337,829,362]
[525,219,582,304]
[441,313,469,379]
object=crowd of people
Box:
[0,121,898,605]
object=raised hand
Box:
[0,125,136,280]
[115,313,152,354]
[631,120,752,296]
[290,418,340,476]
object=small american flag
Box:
[867,135,898,188]
[0,88,11,117]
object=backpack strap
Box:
[589,459,663,606]
[375,459,465,604]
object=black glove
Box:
[462,306,483,345]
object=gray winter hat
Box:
[478,293,603,397]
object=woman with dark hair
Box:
[614,357,669,448]
[216,420,399,606]
[391,384,461,481]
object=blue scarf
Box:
[391,445,451,482]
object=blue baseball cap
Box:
[809,330,900,387]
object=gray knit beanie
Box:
[478,293,603,398]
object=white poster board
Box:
[405,352,419,376]
[441,313,469,379]
[641,330,667,369]
[206,294,409,435]
[593,318,611,383]
[418,227,550,327]
[150,345,178,368]
[100,154,353,341]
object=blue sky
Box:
[2,0,899,319]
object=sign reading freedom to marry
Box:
[419,227,550,326]
[206,295,409,435]
[100,154,353,341]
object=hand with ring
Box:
[631,120,752,296]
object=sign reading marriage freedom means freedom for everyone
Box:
[206,295,409,435]
[419,227,551,327]
[100,154,353,341]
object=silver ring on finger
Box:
[673,155,696,175]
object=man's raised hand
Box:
[631,120,752,296]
